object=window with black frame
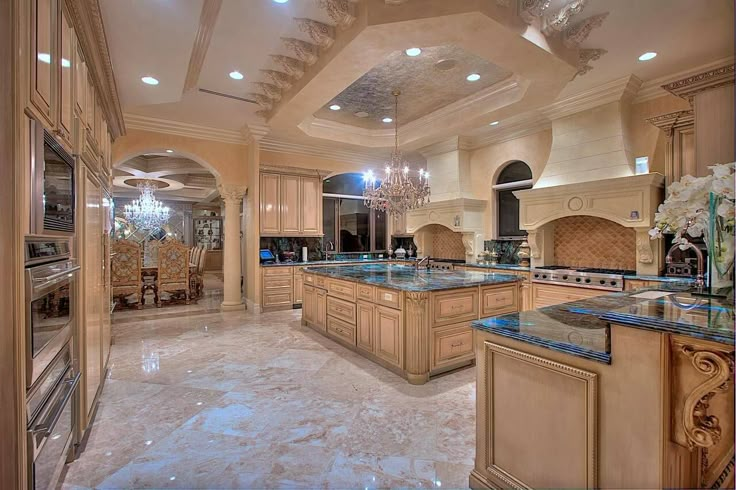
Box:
[494,161,533,239]
[323,173,388,253]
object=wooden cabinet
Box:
[303,284,315,324]
[327,315,356,345]
[261,267,293,311]
[624,279,656,291]
[315,288,327,331]
[30,0,56,126]
[374,305,403,368]
[83,172,102,417]
[431,289,479,327]
[326,278,356,301]
[532,283,609,309]
[432,322,474,371]
[280,174,301,234]
[327,296,357,325]
[356,301,374,353]
[74,41,86,133]
[293,267,304,304]
[481,284,518,317]
[56,1,74,150]
[259,171,323,236]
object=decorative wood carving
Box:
[647,110,695,135]
[249,94,274,111]
[526,230,541,259]
[635,228,654,264]
[252,82,282,102]
[543,0,588,35]
[183,0,223,94]
[519,0,550,24]
[294,18,335,49]
[260,70,293,90]
[270,55,305,79]
[680,345,734,450]
[281,37,320,65]
[575,48,607,78]
[562,13,609,48]
[317,0,356,28]
[662,63,735,102]
[404,292,430,385]
[647,110,695,186]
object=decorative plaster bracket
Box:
[295,18,335,49]
[260,70,293,90]
[252,82,282,102]
[543,0,588,35]
[270,55,305,79]
[575,48,607,79]
[562,12,609,48]
[281,37,320,65]
[317,0,357,28]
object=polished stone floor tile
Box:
[60,291,476,489]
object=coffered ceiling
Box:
[100,0,734,153]
[113,154,219,203]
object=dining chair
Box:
[157,240,190,307]
[111,239,142,309]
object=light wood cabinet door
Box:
[356,301,374,353]
[531,283,609,309]
[260,173,281,235]
[481,285,518,317]
[57,2,74,149]
[280,174,301,234]
[83,173,102,417]
[74,44,86,126]
[30,0,56,127]
[303,284,314,324]
[432,323,474,371]
[374,305,403,368]
[300,176,321,235]
[315,289,327,332]
[293,271,304,304]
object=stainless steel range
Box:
[531,266,635,291]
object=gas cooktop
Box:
[532,266,635,291]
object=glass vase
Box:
[705,192,735,290]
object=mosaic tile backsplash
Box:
[260,237,324,261]
[553,216,636,270]
[424,224,467,260]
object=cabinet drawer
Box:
[375,287,401,310]
[432,289,479,328]
[327,296,356,325]
[532,283,608,309]
[263,277,293,290]
[263,290,292,307]
[432,323,474,370]
[327,279,356,301]
[481,285,518,316]
[315,276,326,288]
[263,267,293,277]
[327,316,356,345]
[357,284,374,302]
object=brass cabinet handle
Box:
[451,341,464,347]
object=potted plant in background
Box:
[649,162,735,294]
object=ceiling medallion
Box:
[363,90,430,217]
[123,180,170,230]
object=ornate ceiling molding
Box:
[295,18,335,49]
[252,82,282,102]
[646,110,694,135]
[317,0,357,28]
[251,94,274,111]
[281,37,320,65]
[541,74,641,120]
[182,0,222,94]
[634,56,734,103]
[124,113,247,145]
[260,70,293,90]
[662,63,735,102]
[575,48,607,79]
[66,0,126,138]
[519,0,550,24]
[543,0,588,35]
[270,55,305,79]
[562,12,608,48]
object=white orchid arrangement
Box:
[649,162,735,250]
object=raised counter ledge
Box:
[461,263,530,272]
[261,258,416,267]
[302,263,522,292]
[472,286,734,364]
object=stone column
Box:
[218,184,247,311]
[243,124,269,311]
[404,292,430,385]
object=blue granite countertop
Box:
[262,258,412,267]
[473,286,734,364]
[461,263,530,272]
[303,263,521,292]
[623,274,696,284]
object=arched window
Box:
[493,161,533,238]
[322,173,387,253]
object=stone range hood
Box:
[514,173,665,275]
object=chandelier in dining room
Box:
[363,90,430,217]
[123,180,170,230]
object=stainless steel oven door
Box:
[25,259,80,389]
[28,369,80,490]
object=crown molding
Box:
[541,74,642,120]
[646,110,694,134]
[124,113,248,145]
[67,0,126,138]
[633,56,735,103]
[662,62,735,102]
[466,113,551,149]
[259,138,386,166]
[416,137,474,158]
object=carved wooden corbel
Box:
[281,37,320,65]
[251,82,282,102]
[270,55,305,79]
[317,0,356,28]
[295,18,335,49]
[562,12,609,48]
[260,70,293,90]
[543,0,588,35]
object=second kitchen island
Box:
[302,263,521,384]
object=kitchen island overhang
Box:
[301,263,523,384]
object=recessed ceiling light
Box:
[37,53,51,64]
[405,48,422,57]
[638,52,657,61]
[329,104,341,111]
[273,0,288,3]
[382,117,393,123]
[229,70,244,80]
[489,121,499,126]
[354,111,370,118]
[466,73,481,82]
[165,149,173,153]
[141,76,159,85]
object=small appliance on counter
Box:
[280,251,297,263]
[259,249,276,264]
[302,246,309,262]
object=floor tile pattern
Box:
[61,290,476,489]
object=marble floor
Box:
[60,286,476,489]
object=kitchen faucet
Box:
[666,242,705,291]
[416,256,430,270]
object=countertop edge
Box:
[601,312,735,345]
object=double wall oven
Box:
[25,236,81,490]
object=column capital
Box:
[242,123,270,143]
[218,184,247,203]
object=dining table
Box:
[139,262,198,306]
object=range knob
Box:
[575,277,582,282]
[585,278,591,284]
[599,280,606,285]
[534,273,540,279]
[611,281,617,286]
[542,274,548,279]
[562,275,568,280]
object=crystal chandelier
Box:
[123,180,170,230]
[363,90,430,217]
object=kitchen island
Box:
[469,287,735,489]
[302,263,522,384]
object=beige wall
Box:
[260,149,370,175]
[468,130,553,239]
